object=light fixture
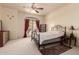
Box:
[7,14,14,20]
[31,10,37,13]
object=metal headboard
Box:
[51,25,65,31]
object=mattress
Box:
[38,31,64,44]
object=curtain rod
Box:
[26,17,39,20]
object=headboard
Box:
[51,25,65,31]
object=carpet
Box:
[40,44,71,55]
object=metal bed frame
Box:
[32,25,66,49]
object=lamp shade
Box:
[70,26,75,30]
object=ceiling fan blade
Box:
[36,8,44,10]
[35,10,39,13]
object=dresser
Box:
[0,31,9,47]
[39,24,47,32]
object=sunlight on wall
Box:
[45,4,79,46]
[0,6,45,40]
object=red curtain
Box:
[23,19,29,37]
[36,20,40,32]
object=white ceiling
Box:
[0,3,68,16]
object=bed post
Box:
[60,26,66,45]
[38,34,40,49]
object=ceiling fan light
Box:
[31,10,36,13]
[25,9,31,12]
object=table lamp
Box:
[70,26,75,37]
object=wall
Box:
[0,6,2,20]
[45,4,79,46]
[0,6,45,40]
[17,11,45,39]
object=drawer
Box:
[0,31,9,47]
[0,39,3,47]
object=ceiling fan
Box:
[31,3,44,13]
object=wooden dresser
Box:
[39,24,47,32]
[0,31,9,47]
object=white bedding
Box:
[38,31,64,44]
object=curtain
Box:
[36,20,40,32]
[23,19,29,37]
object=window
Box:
[27,20,37,37]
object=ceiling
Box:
[0,3,68,16]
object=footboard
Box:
[31,31,40,48]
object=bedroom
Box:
[0,3,79,55]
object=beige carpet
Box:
[61,47,79,55]
[0,37,41,55]
[0,37,79,55]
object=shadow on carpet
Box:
[40,45,71,55]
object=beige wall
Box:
[45,4,79,46]
[0,6,45,40]
[0,6,2,20]
[17,11,45,39]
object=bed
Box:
[32,25,65,49]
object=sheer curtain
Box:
[36,20,40,32]
[27,20,32,37]
[23,17,40,38]
[27,20,37,37]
